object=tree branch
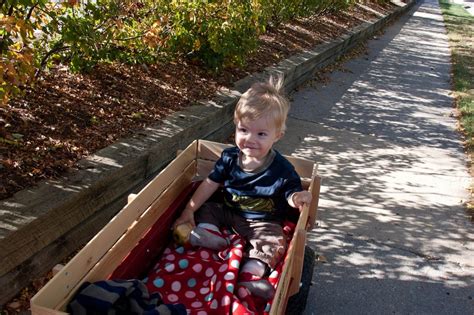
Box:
[35,44,70,78]
[26,4,38,21]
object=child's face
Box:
[235,115,282,161]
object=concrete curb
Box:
[0,0,415,304]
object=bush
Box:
[160,0,262,70]
[1,0,376,106]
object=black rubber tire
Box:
[285,245,315,315]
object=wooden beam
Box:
[198,139,230,161]
[307,174,322,230]
[287,229,306,296]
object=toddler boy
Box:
[173,75,312,300]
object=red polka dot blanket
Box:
[145,229,286,315]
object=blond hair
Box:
[234,75,290,133]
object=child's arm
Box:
[288,191,312,212]
[173,177,220,228]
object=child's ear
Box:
[275,131,284,142]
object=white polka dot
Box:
[219,264,228,273]
[205,267,214,277]
[171,281,181,292]
[193,263,203,272]
[192,301,203,308]
[224,271,235,280]
[221,295,231,306]
[211,275,217,284]
[203,280,210,286]
[232,303,239,312]
[200,251,209,259]
[216,281,222,291]
[235,243,243,248]
[167,294,178,302]
[210,299,218,309]
[233,249,242,257]
[164,263,175,272]
[166,254,175,261]
[164,248,171,254]
[230,259,240,269]
[200,287,210,294]
[197,311,207,315]
[185,291,196,298]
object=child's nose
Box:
[246,133,257,142]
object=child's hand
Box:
[173,207,196,229]
[291,191,312,212]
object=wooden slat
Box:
[284,155,315,179]
[55,162,196,311]
[198,139,317,179]
[270,233,296,315]
[31,140,198,313]
[198,139,230,161]
[30,304,67,315]
[287,229,306,296]
[196,158,215,179]
[127,194,137,204]
[307,166,322,230]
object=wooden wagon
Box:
[30,139,321,314]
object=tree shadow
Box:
[303,228,474,314]
[274,0,473,312]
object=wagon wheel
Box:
[285,245,315,315]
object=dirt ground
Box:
[1,2,398,313]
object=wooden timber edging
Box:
[0,0,415,305]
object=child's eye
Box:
[258,132,267,137]
[238,128,247,133]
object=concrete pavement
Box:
[274,0,474,313]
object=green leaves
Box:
[1,0,377,106]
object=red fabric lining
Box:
[110,182,200,280]
[145,229,293,314]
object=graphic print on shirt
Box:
[225,194,275,213]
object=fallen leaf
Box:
[317,254,328,263]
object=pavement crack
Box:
[355,235,442,261]
[341,232,472,268]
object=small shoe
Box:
[238,272,275,300]
[189,226,228,251]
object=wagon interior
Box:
[31,140,321,315]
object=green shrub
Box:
[160,0,262,70]
[1,0,381,105]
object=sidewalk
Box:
[275,0,473,313]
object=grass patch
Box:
[439,0,473,216]
[439,0,474,148]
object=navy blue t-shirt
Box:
[208,147,303,221]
